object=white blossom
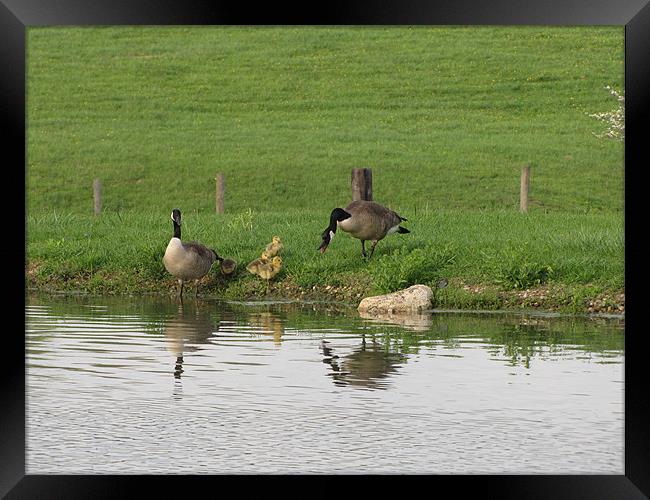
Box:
[588,85,625,141]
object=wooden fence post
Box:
[351,168,373,201]
[520,164,530,213]
[216,173,225,213]
[93,179,102,215]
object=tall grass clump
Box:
[481,244,554,290]
[368,245,455,294]
[495,261,554,290]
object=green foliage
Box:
[437,286,504,310]
[26,208,624,292]
[483,244,554,290]
[369,245,455,294]
[496,261,554,290]
[137,242,169,280]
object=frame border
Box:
[6,0,649,497]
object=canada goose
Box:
[163,208,223,299]
[264,236,283,257]
[318,200,410,259]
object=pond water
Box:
[25,293,624,474]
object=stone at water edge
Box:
[357,284,434,314]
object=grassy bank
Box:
[26,27,624,313]
[26,209,624,314]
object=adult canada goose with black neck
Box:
[318,200,410,259]
[163,209,223,298]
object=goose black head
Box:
[319,229,333,253]
[319,208,351,253]
[171,209,182,226]
[331,208,352,223]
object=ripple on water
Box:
[25,295,624,474]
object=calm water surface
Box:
[26,293,624,474]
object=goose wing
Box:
[184,242,217,265]
[345,201,406,236]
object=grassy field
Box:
[25,27,625,312]
[27,26,623,214]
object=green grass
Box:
[27,26,624,215]
[26,208,624,311]
[26,27,625,311]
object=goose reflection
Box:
[247,311,285,345]
[164,303,216,379]
[320,336,406,390]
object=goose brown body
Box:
[319,200,410,258]
[337,201,405,241]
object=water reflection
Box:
[25,293,624,474]
[247,311,285,345]
[162,302,215,379]
[358,310,433,331]
[320,336,406,390]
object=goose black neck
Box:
[329,208,351,232]
[327,215,338,234]
[173,220,181,239]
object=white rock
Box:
[357,285,433,314]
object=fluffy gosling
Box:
[264,236,283,258]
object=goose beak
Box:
[319,229,332,253]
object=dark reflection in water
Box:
[320,336,406,390]
[161,303,215,379]
[25,292,624,474]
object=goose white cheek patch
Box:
[329,230,335,240]
[387,225,399,235]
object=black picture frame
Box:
[5,0,649,497]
